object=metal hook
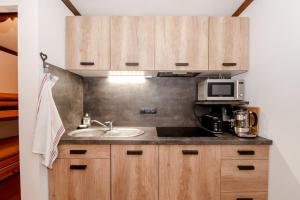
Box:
[40,52,49,73]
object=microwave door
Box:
[207,82,235,100]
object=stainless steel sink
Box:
[67,127,107,137]
[67,127,144,138]
[103,128,144,137]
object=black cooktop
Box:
[156,127,216,137]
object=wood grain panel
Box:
[49,158,110,200]
[66,16,110,70]
[222,192,267,200]
[0,93,18,101]
[0,161,19,181]
[0,154,19,169]
[209,17,249,71]
[111,145,158,200]
[221,145,269,160]
[0,172,21,200]
[0,110,18,121]
[111,16,155,70]
[155,16,209,70]
[0,101,18,107]
[232,0,254,17]
[58,144,110,159]
[221,160,268,193]
[159,145,221,200]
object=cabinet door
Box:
[111,16,155,70]
[221,192,268,200]
[159,145,221,200]
[66,16,110,70]
[111,145,158,200]
[221,160,268,193]
[209,17,249,71]
[155,16,209,71]
[48,158,110,200]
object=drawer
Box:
[58,145,110,159]
[221,192,267,200]
[221,145,269,160]
[221,160,268,192]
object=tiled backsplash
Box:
[51,66,206,129]
[50,66,83,130]
[83,77,206,127]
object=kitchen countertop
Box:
[60,127,273,145]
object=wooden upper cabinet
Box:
[155,16,209,71]
[159,145,221,200]
[111,16,155,70]
[209,17,249,71]
[111,145,158,200]
[66,16,110,70]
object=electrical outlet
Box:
[140,107,157,114]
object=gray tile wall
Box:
[49,66,83,130]
[83,77,206,127]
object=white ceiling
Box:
[71,0,244,16]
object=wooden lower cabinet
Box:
[221,192,268,200]
[221,159,268,193]
[49,144,270,200]
[159,145,221,200]
[111,145,158,200]
[48,158,110,200]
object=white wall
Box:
[0,0,17,7]
[240,0,300,199]
[18,0,47,199]
[39,0,72,68]
[17,0,72,199]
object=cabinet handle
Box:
[69,150,87,154]
[127,150,143,155]
[182,150,198,155]
[222,62,237,66]
[175,62,189,67]
[80,62,95,66]
[237,150,255,155]
[70,165,87,170]
[237,165,255,171]
[237,198,253,200]
[125,62,139,67]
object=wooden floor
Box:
[0,173,21,200]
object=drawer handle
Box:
[70,165,87,170]
[182,150,198,155]
[127,150,143,155]
[80,62,95,66]
[237,150,255,155]
[125,62,139,67]
[222,62,237,66]
[175,62,189,67]
[237,165,255,171]
[69,150,87,154]
[237,198,253,200]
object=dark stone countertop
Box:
[59,127,273,145]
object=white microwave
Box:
[198,79,245,101]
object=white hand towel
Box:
[32,74,65,168]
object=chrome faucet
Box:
[104,121,113,131]
[91,120,113,131]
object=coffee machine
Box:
[232,109,258,138]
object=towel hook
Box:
[40,52,49,73]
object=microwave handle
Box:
[236,80,245,100]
